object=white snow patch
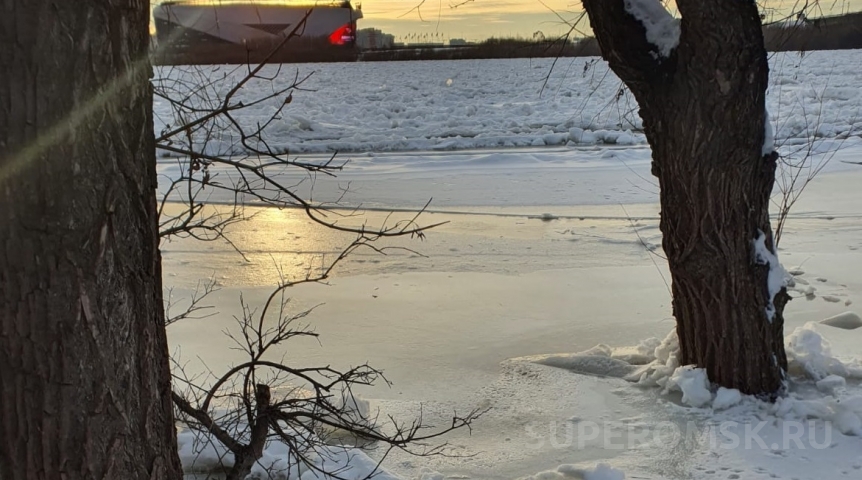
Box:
[712,387,743,410]
[618,323,862,443]
[623,323,862,436]
[609,336,660,365]
[606,321,862,423]
[177,426,400,480]
[668,366,713,408]
[525,348,640,379]
[623,0,681,57]
[816,374,847,394]
[753,229,788,322]
[417,467,444,480]
[763,109,775,156]
[176,390,391,480]
[518,463,626,480]
[832,408,862,435]
[786,322,862,381]
[770,391,862,436]
[624,329,679,387]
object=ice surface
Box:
[167,181,862,479]
[527,352,640,379]
[154,51,862,157]
[160,52,862,480]
[519,463,626,480]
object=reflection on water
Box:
[160,202,664,290]
[161,203,443,288]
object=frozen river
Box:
[154,51,862,156]
[160,54,862,480]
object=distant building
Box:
[356,28,395,50]
[448,38,468,46]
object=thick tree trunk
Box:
[0,1,182,478]
[584,0,789,397]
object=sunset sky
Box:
[356,0,584,42]
[152,1,862,43]
[357,0,862,42]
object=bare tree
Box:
[770,65,857,247]
[170,279,481,480]
[1,3,474,478]
[0,1,182,478]
[154,15,479,478]
[153,14,445,256]
[582,0,790,397]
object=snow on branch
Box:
[623,0,680,57]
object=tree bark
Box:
[0,1,183,478]
[583,0,789,397]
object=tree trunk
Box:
[0,1,182,478]
[583,0,789,397]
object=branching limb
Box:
[158,11,470,480]
[581,0,674,94]
[172,284,484,480]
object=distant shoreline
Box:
[152,11,862,66]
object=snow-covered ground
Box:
[161,53,862,480]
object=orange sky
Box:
[358,0,862,42]
[151,1,862,42]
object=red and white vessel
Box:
[153,1,362,48]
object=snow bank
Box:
[177,426,400,480]
[621,330,744,409]
[519,340,663,379]
[673,324,860,432]
[623,0,680,57]
[771,393,862,436]
[535,318,862,431]
[623,329,679,387]
[632,322,862,412]
[175,390,394,480]
[786,322,862,381]
[177,427,309,479]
